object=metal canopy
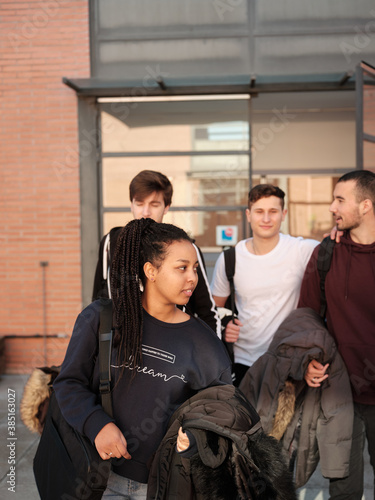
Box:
[62,73,357,98]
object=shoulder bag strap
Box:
[99,298,113,417]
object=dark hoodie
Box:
[298,231,375,405]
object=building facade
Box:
[1,0,375,372]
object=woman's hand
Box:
[176,427,190,452]
[94,422,132,460]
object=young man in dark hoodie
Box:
[298,170,375,499]
[92,170,221,336]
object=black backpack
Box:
[33,299,114,500]
[316,236,336,318]
[223,246,237,319]
[218,246,237,363]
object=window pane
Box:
[101,99,249,153]
[255,0,374,31]
[287,176,336,240]
[98,0,248,32]
[364,84,375,138]
[364,140,375,171]
[197,176,248,207]
[97,38,250,79]
[251,92,355,174]
[102,155,249,208]
[254,34,375,76]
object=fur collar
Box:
[20,366,60,434]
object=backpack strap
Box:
[99,298,113,417]
[224,246,237,320]
[317,236,336,319]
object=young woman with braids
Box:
[54,218,232,499]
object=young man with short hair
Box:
[92,170,221,336]
[299,170,375,499]
[211,184,319,385]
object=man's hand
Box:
[224,318,243,343]
[94,422,131,460]
[304,360,329,387]
[323,226,343,243]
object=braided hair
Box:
[110,218,193,372]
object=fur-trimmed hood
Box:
[147,384,297,500]
[20,366,60,434]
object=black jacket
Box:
[147,385,297,500]
[92,226,221,335]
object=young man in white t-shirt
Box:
[211,184,319,386]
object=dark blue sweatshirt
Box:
[54,301,232,483]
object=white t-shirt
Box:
[211,234,319,367]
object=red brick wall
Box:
[0,0,90,373]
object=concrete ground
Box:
[1,374,373,499]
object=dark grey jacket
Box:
[239,308,354,488]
